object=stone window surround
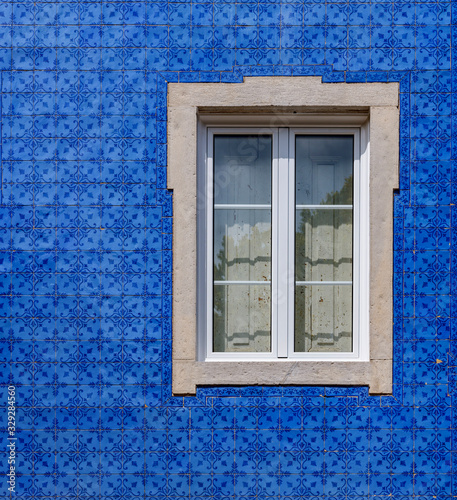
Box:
[167,77,399,396]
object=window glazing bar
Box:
[276,127,290,358]
[214,280,271,285]
[296,205,353,209]
[296,281,352,286]
[214,204,271,209]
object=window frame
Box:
[168,77,399,396]
[203,126,369,362]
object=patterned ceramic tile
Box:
[0,0,455,498]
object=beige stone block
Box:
[169,78,399,109]
[173,361,197,395]
[369,106,398,362]
[369,359,392,395]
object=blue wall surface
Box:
[0,0,456,498]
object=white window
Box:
[203,127,369,361]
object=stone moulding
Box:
[167,77,399,396]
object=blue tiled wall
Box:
[0,0,455,498]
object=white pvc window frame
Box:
[203,126,370,362]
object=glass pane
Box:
[214,209,271,282]
[214,284,271,352]
[295,136,353,205]
[212,134,272,354]
[295,208,352,282]
[214,135,272,205]
[295,285,352,353]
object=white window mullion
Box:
[276,128,290,358]
[270,129,279,358]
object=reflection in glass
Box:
[213,135,272,353]
[295,285,352,352]
[214,285,271,352]
[295,209,352,282]
[295,135,354,353]
[295,135,353,205]
[214,135,272,205]
[214,210,271,282]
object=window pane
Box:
[213,135,272,205]
[295,208,352,282]
[295,136,353,205]
[295,285,352,353]
[295,135,354,354]
[214,284,271,352]
[214,209,271,282]
[213,135,272,353]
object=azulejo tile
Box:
[0,0,455,497]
